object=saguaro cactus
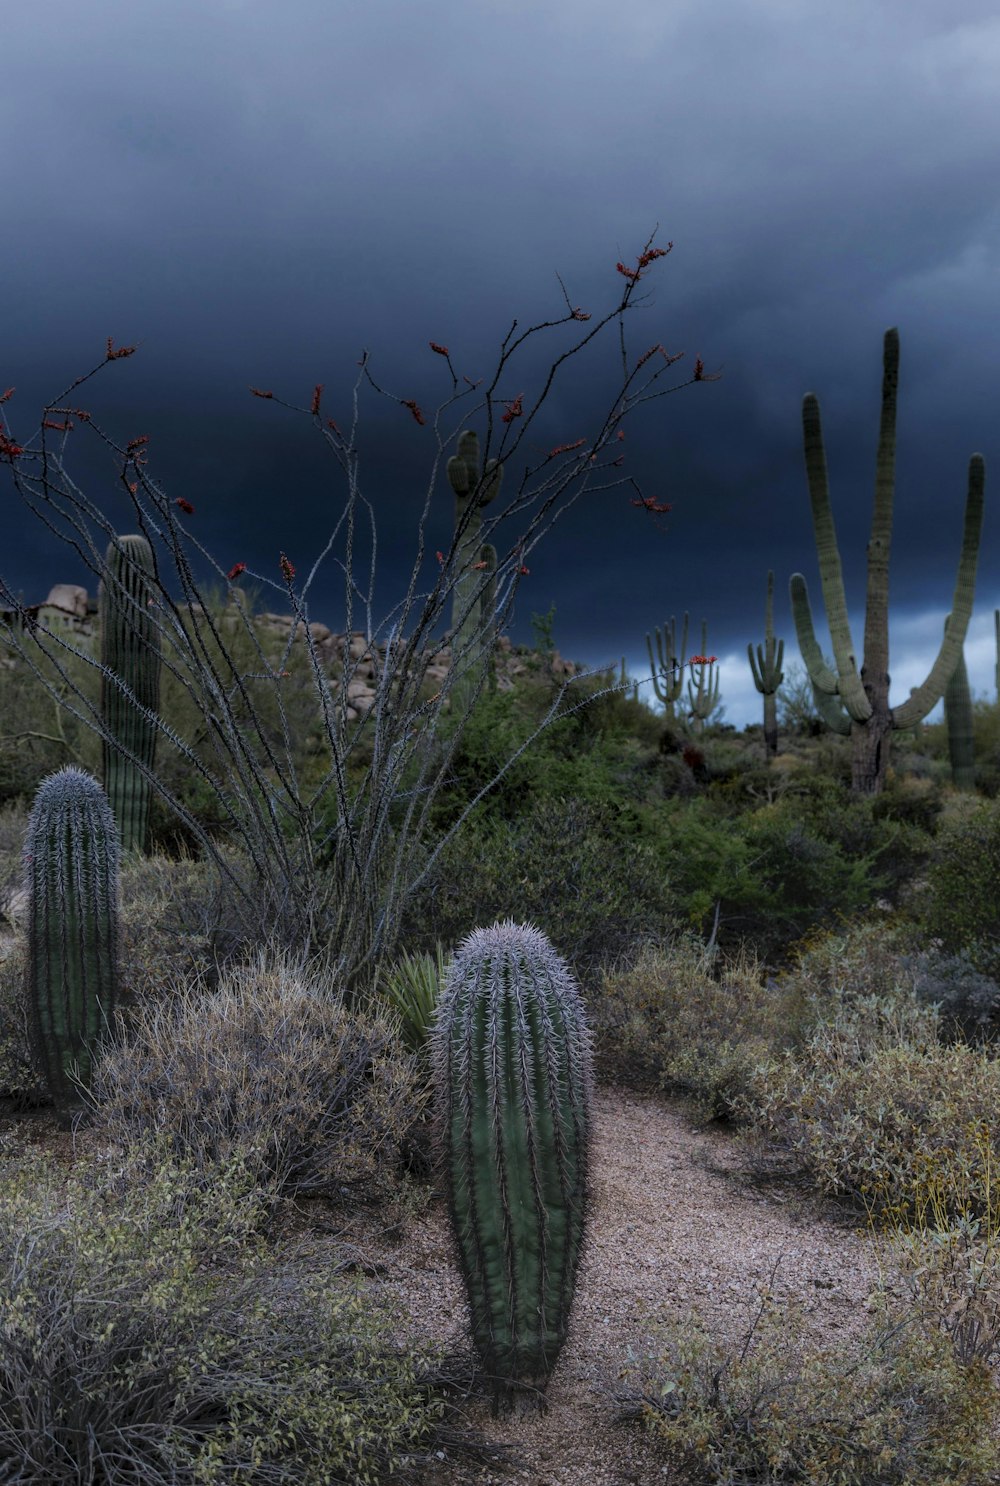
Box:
[24,766,121,1125]
[646,613,689,720]
[789,328,985,793]
[943,615,976,791]
[687,620,720,732]
[430,919,593,1413]
[748,570,785,760]
[99,533,161,852]
[447,431,502,715]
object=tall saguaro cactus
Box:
[646,613,689,720]
[748,570,785,759]
[24,766,121,1125]
[431,919,593,1413]
[99,533,161,852]
[789,328,985,794]
[447,431,502,716]
[687,620,720,732]
[943,615,976,791]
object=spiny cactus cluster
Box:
[99,534,161,852]
[748,569,784,759]
[430,919,593,1413]
[24,766,121,1125]
[646,613,688,720]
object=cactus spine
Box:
[748,570,784,759]
[943,615,975,791]
[431,919,593,1412]
[646,613,688,719]
[686,620,720,732]
[24,766,121,1125]
[447,431,502,715]
[99,534,161,852]
[789,328,985,793]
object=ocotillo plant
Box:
[646,612,688,719]
[943,615,975,791]
[687,621,720,732]
[447,430,502,716]
[789,327,985,793]
[24,766,121,1126]
[99,533,161,852]
[748,569,784,759]
[431,919,593,1413]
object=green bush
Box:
[909,795,1000,979]
[618,1272,999,1484]
[397,795,679,995]
[0,1137,470,1484]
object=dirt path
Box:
[308,1085,913,1485]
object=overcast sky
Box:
[2,0,998,728]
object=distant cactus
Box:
[99,534,161,852]
[447,431,502,714]
[646,613,688,719]
[748,570,784,759]
[430,919,593,1412]
[24,766,121,1125]
[687,620,720,733]
[789,328,985,793]
[943,615,975,791]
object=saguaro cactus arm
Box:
[801,387,872,721]
[789,574,851,733]
[747,570,785,694]
[892,453,985,728]
[646,613,688,709]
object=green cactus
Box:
[99,534,161,852]
[646,613,688,719]
[447,431,502,715]
[686,620,720,733]
[789,328,985,793]
[943,616,976,791]
[430,919,593,1413]
[748,570,785,760]
[24,766,121,1125]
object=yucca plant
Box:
[430,918,593,1412]
[381,940,450,1055]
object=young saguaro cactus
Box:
[430,919,593,1413]
[99,533,161,852]
[24,766,121,1125]
[748,570,785,760]
[646,612,689,720]
[447,431,502,715]
[789,328,985,794]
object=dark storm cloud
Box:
[2,0,998,724]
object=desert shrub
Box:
[0,645,101,808]
[379,940,451,1057]
[901,946,1000,1050]
[617,1271,999,1485]
[910,795,1000,979]
[0,1137,471,1485]
[86,946,421,1206]
[734,989,1000,1225]
[594,937,806,1117]
[0,937,46,1106]
[397,795,679,995]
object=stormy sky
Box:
[2,0,998,728]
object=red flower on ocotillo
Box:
[227,562,247,581]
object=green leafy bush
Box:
[909,795,1000,979]
[0,1137,471,1484]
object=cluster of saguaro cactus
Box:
[646,613,688,719]
[24,766,121,1125]
[687,620,720,732]
[447,431,501,714]
[748,570,784,759]
[430,919,593,1413]
[942,615,976,790]
[99,534,161,852]
[789,327,985,794]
